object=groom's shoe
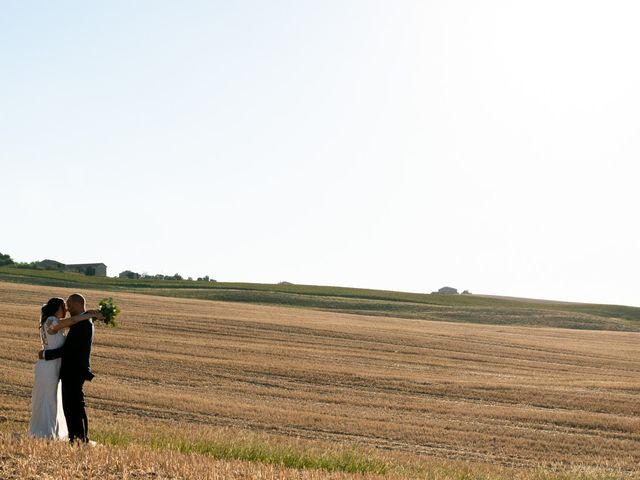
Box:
[69,437,97,447]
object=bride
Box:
[28,297,103,439]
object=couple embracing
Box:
[29,293,103,444]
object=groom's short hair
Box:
[67,293,86,306]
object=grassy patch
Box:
[92,428,388,475]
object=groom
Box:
[40,293,95,443]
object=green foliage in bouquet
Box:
[98,297,121,327]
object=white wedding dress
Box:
[29,316,68,439]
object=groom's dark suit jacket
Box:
[44,317,95,381]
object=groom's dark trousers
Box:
[44,317,94,443]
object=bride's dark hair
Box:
[41,297,65,325]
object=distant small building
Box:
[66,263,107,277]
[36,259,66,270]
[434,286,458,295]
[119,270,140,279]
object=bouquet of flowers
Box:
[98,297,121,327]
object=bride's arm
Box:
[47,310,104,334]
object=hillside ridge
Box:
[1,267,638,331]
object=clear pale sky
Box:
[1,1,638,306]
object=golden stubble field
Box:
[1,281,639,479]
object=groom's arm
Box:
[40,327,76,360]
[42,322,92,364]
[41,342,67,360]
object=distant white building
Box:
[435,286,458,295]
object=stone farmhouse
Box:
[66,263,107,277]
[36,259,107,277]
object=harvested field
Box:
[1,281,639,478]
